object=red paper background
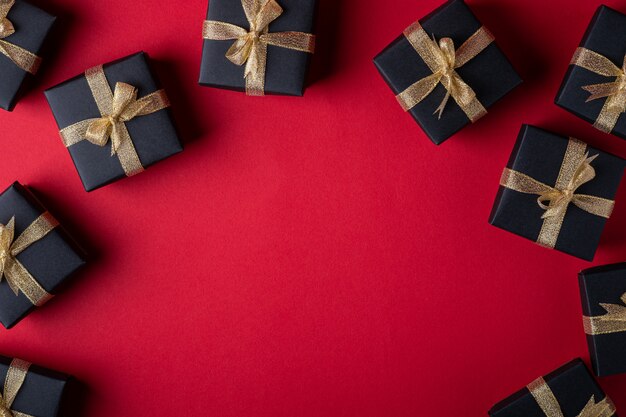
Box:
[1,0,626,415]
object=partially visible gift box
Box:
[0,0,56,111]
[44,52,183,192]
[0,182,86,329]
[556,5,626,140]
[488,359,616,417]
[579,262,626,377]
[373,0,522,145]
[199,0,317,96]
[489,125,625,261]
[0,356,71,417]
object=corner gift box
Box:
[45,52,183,192]
[373,0,522,145]
[0,182,86,329]
[489,125,625,261]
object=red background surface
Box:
[1,0,626,415]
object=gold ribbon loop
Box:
[202,0,316,96]
[396,22,492,121]
[0,359,35,417]
[571,47,626,133]
[0,0,41,74]
[58,65,170,177]
[499,138,614,249]
[527,377,615,417]
[584,293,626,335]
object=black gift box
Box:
[489,359,616,417]
[0,0,55,111]
[556,5,626,140]
[44,52,183,192]
[0,182,86,329]
[579,262,626,377]
[199,0,317,96]
[0,356,70,417]
[373,0,522,145]
[489,125,625,261]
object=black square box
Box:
[0,182,86,329]
[373,0,522,145]
[489,125,625,261]
[44,52,183,192]
[579,262,626,377]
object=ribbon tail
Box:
[434,89,451,119]
[0,40,41,74]
[4,259,52,306]
[396,73,442,112]
[245,41,267,96]
[582,82,621,103]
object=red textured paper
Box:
[1,0,625,415]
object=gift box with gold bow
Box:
[200,0,317,96]
[44,52,183,192]
[0,0,55,111]
[373,0,522,145]
[0,356,72,417]
[579,263,626,377]
[489,125,625,261]
[556,6,626,140]
[489,359,617,417]
[0,182,86,329]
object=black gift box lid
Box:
[373,0,522,145]
[489,359,614,417]
[489,125,626,261]
[0,182,86,329]
[0,0,56,111]
[556,5,626,140]
[579,262,626,377]
[199,0,317,96]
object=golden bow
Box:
[500,137,614,249]
[571,47,626,133]
[528,376,615,417]
[396,21,493,121]
[584,293,626,335]
[0,0,41,74]
[59,65,170,177]
[202,0,315,96]
[0,214,58,307]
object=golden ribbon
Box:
[583,293,626,335]
[0,0,41,74]
[202,0,316,96]
[0,213,58,307]
[527,377,615,417]
[0,359,35,417]
[396,21,493,120]
[499,137,614,249]
[58,65,170,177]
[571,47,626,133]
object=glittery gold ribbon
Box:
[527,377,615,417]
[58,65,170,177]
[499,137,614,249]
[0,213,57,307]
[583,293,626,335]
[571,47,626,134]
[0,359,35,417]
[396,21,493,120]
[0,0,41,74]
[202,0,316,96]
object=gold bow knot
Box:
[584,293,626,335]
[528,377,615,417]
[202,0,316,96]
[0,0,41,74]
[0,359,35,417]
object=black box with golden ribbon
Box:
[556,5,626,140]
[373,0,522,145]
[44,52,183,192]
[489,359,616,417]
[0,182,86,329]
[0,356,71,417]
[0,0,55,111]
[579,262,626,377]
[489,125,625,261]
[200,0,317,96]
